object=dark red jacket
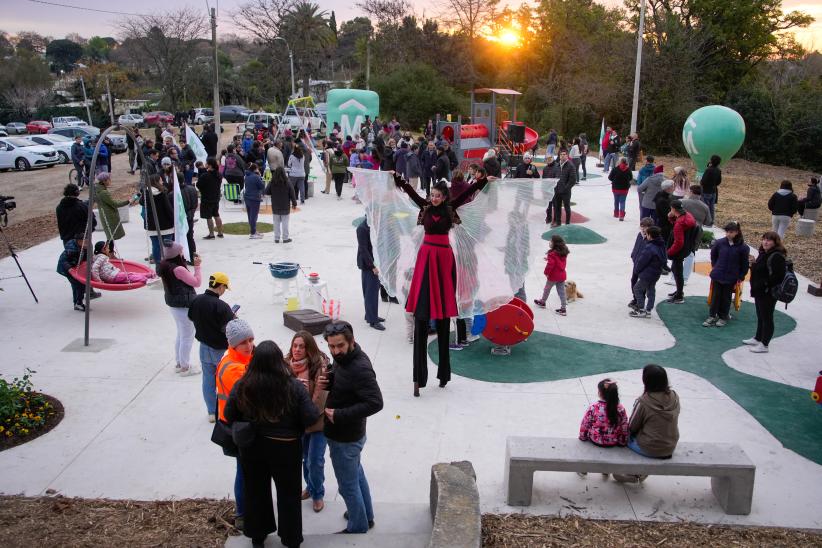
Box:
[544,250,567,282]
[667,211,696,258]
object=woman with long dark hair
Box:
[395,172,490,397]
[744,231,788,354]
[287,145,306,204]
[704,221,750,327]
[225,340,320,548]
[265,166,297,243]
[158,242,201,376]
[285,331,330,513]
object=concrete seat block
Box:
[796,218,815,237]
[429,461,480,548]
[504,436,755,515]
[802,207,819,221]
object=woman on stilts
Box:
[394,173,489,397]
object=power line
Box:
[24,0,151,17]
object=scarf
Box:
[290,357,308,377]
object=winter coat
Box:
[542,162,559,178]
[265,180,297,215]
[56,196,93,242]
[446,148,458,170]
[433,153,450,181]
[141,187,174,233]
[630,232,644,262]
[667,211,697,259]
[654,191,672,231]
[356,219,375,271]
[202,130,218,157]
[710,237,751,284]
[609,163,633,193]
[767,189,798,217]
[680,198,710,226]
[514,161,540,178]
[700,165,722,194]
[637,173,664,210]
[636,163,655,186]
[629,390,680,458]
[71,142,84,165]
[243,173,265,202]
[405,151,422,178]
[329,151,349,174]
[633,236,667,283]
[287,154,305,178]
[323,343,383,443]
[483,156,501,178]
[95,183,129,240]
[223,153,246,178]
[555,160,576,195]
[266,146,284,171]
[543,250,567,282]
[749,248,787,298]
[196,170,221,203]
[393,147,408,177]
[802,184,821,209]
[181,184,198,219]
[421,150,438,176]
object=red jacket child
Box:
[544,249,567,282]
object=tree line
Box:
[0,0,817,171]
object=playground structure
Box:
[275,96,328,186]
[437,88,540,170]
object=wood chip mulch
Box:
[482,514,822,547]
[0,496,237,547]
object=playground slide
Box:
[501,121,539,152]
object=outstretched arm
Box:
[451,177,489,209]
[394,174,427,209]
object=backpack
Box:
[767,252,798,307]
[224,154,237,171]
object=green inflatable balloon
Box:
[682,105,745,180]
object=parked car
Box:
[51,116,88,128]
[118,113,144,127]
[26,120,52,134]
[282,108,325,132]
[5,122,27,135]
[0,124,6,137]
[26,134,74,163]
[245,112,281,132]
[49,126,101,140]
[106,133,127,153]
[143,111,174,126]
[193,107,214,124]
[220,105,252,123]
[0,137,61,170]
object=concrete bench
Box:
[504,436,755,515]
[803,207,819,221]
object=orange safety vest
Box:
[216,347,252,422]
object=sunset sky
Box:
[4,0,821,52]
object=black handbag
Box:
[211,419,238,457]
[231,421,256,448]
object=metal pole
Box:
[630,0,646,135]
[79,76,93,126]
[211,7,222,147]
[365,38,371,91]
[289,48,296,97]
[105,74,115,126]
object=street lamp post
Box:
[275,37,296,98]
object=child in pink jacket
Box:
[534,234,569,316]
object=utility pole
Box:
[79,76,93,126]
[630,0,646,136]
[105,74,115,126]
[211,7,221,140]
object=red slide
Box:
[501,121,539,152]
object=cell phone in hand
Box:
[231,304,241,314]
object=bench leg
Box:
[505,463,534,506]
[711,472,754,515]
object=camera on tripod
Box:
[0,195,16,226]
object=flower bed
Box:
[0,369,63,452]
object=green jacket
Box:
[329,152,349,175]
[95,183,129,240]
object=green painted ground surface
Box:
[542,224,607,244]
[431,297,822,465]
[221,222,274,235]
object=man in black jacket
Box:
[552,150,577,226]
[202,124,219,158]
[56,184,94,244]
[356,218,385,331]
[319,321,383,535]
[513,152,540,178]
[699,154,722,226]
[188,272,235,422]
[433,146,450,182]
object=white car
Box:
[0,124,7,137]
[52,116,88,128]
[245,112,281,132]
[25,134,74,163]
[118,113,144,127]
[0,137,61,170]
[194,108,214,124]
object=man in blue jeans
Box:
[187,272,235,422]
[319,321,384,534]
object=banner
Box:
[598,118,605,161]
[172,168,190,260]
[185,125,208,165]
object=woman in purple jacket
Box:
[704,221,750,327]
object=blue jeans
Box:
[701,193,716,225]
[184,168,194,186]
[199,344,224,415]
[627,436,652,457]
[149,234,174,265]
[245,199,261,234]
[328,436,373,533]
[302,431,327,501]
[362,269,380,324]
[613,193,627,216]
[546,144,556,158]
[235,457,245,517]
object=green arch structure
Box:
[430,297,822,465]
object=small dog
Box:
[565,280,584,302]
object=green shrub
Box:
[0,369,51,440]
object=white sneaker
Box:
[208,414,216,423]
[174,364,183,372]
[742,338,759,346]
[178,366,201,376]
[466,334,481,343]
[749,343,769,353]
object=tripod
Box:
[0,224,38,303]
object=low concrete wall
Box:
[429,461,481,548]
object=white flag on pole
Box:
[172,168,190,260]
[185,124,208,165]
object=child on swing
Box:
[91,241,158,284]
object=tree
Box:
[280,1,336,97]
[46,39,84,72]
[0,52,53,115]
[0,31,15,57]
[14,31,50,54]
[232,0,290,45]
[355,0,409,29]
[86,36,112,62]
[439,0,499,40]
[371,63,464,129]
[330,11,338,36]
[118,8,209,112]
[65,33,87,45]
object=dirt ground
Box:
[482,514,822,547]
[0,496,236,547]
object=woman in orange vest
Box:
[216,319,255,531]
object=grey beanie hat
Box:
[226,319,254,348]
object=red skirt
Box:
[406,234,458,320]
